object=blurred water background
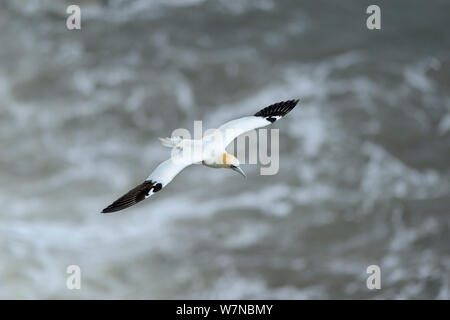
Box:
[0,0,449,299]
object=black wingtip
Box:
[101,206,123,214]
[101,180,162,214]
[254,99,300,122]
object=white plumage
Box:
[102,99,299,213]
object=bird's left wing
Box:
[217,99,299,147]
[101,157,191,213]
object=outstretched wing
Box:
[217,99,299,147]
[101,157,190,213]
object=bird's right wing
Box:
[217,100,299,147]
[101,157,191,213]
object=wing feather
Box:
[101,157,191,213]
[217,99,299,146]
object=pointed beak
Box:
[231,165,246,179]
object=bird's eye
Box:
[230,165,236,169]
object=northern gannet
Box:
[102,99,299,213]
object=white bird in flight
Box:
[102,99,299,213]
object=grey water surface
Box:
[0,0,449,299]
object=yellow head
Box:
[222,153,240,167]
[222,153,246,178]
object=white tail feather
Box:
[159,136,183,149]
